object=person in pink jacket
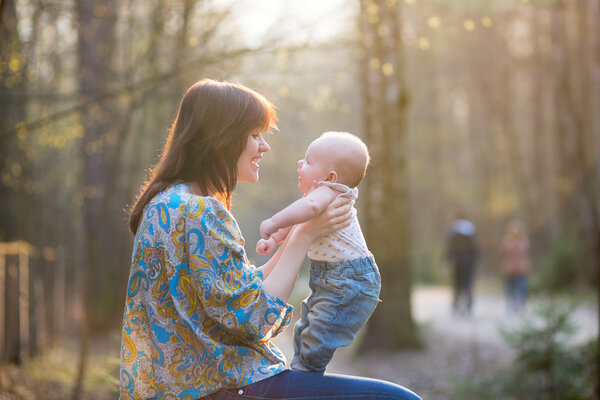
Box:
[501,219,532,313]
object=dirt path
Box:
[1,285,595,400]
[273,285,598,400]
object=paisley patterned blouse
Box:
[120,183,292,399]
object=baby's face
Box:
[297,139,336,194]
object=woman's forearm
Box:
[262,227,313,301]
[258,241,284,278]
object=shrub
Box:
[451,300,597,400]
[532,228,590,294]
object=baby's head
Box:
[297,131,370,194]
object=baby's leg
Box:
[291,288,343,372]
[292,284,379,372]
[291,295,311,368]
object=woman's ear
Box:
[327,170,338,183]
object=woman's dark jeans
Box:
[202,370,421,400]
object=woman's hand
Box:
[297,195,353,240]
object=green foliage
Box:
[532,228,590,294]
[500,302,594,399]
[450,301,597,400]
[412,242,448,284]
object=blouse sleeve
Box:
[172,196,292,343]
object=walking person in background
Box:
[446,213,478,315]
[501,219,531,314]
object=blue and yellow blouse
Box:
[120,183,292,399]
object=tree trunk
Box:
[550,1,579,228]
[529,8,554,254]
[0,0,27,242]
[594,0,600,394]
[72,0,117,398]
[584,0,600,396]
[358,0,418,350]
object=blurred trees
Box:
[0,0,32,242]
[358,0,418,348]
[401,0,599,389]
[0,0,599,393]
[401,0,599,290]
[355,0,599,350]
[73,0,118,396]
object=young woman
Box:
[501,219,531,313]
[120,79,421,400]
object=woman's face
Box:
[237,132,270,183]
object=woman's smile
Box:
[237,133,270,183]
[251,155,262,169]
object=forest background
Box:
[1,0,599,398]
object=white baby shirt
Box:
[307,181,372,263]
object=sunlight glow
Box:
[188,36,200,47]
[369,58,381,70]
[230,0,351,46]
[377,24,390,37]
[463,19,476,32]
[277,86,290,98]
[382,63,394,76]
[9,57,21,72]
[428,16,440,29]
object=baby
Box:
[257,131,380,372]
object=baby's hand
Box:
[259,218,278,239]
[256,238,277,256]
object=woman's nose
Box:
[260,137,270,152]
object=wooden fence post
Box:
[0,248,5,362]
[18,242,31,364]
[54,247,64,344]
[31,252,44,356]
[0,241,60,364]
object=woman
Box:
[501,219,531,314]
[120,79,421,400]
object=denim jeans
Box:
[452,262,475,314]
[291,256,380,372]
[203,369,421,399]
[506,274,528,312]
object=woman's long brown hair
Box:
[129,79,277,234]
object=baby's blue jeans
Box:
[291,256,381,372]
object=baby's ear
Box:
[327,170,338,183]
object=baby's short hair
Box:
[319,131,370,188]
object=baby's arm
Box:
[257,226,298,277]
[256,226,294,256]
[259,185,338,239]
